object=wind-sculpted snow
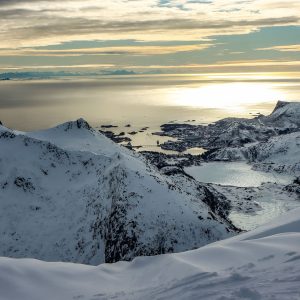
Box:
[0,207,299,300]
[0,120,237,265]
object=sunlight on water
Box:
[0,74,299,131]
[170,82,285,110]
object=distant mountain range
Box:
[0,71,84,80]
[0,69,162,80]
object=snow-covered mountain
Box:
[157,101,300,152]
[1,207,299,300]
[263,100,300,130]
[0,119,237,265]
[183,101,300,175]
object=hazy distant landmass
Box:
[0,71,80,80]
[0,69,164,80]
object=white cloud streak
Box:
[0,44,213,56]
[0,0,299,48]
[258,44,300,52]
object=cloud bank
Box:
[0,0,299,73]
[0,0,299,48]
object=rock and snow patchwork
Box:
[250,131,300,174]
[183,101,300,176]
[156,101,300,152]
[214,182,300,230]
[0,119,237,265]
[263,100,300,129]
[150,102,300,231]
[1,207,300,300]
[208,131,300,175]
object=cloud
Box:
[0,0,299,48]
[124,59,300,73]
[127,59,300,69]
[1,59,300,74]
[0,0,299,73]
[257,44,300,52]
[0,44,212,56]
[0,64,115,71]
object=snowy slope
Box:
[0,119,236,265]
[209,131,300,175]
[0,207,299,300]
[263,100,300,129]
[250,131,300,174]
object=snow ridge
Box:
[0,207,299,300]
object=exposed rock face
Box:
[0,120,237,265]
[283,178,300,196]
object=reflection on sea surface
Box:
[0,74,299,131]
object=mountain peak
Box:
[272,100,290,113]
[75,118,92,130]
[58,118,93,132]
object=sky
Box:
[0,0,300,74]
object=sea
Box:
[1,73,300,153]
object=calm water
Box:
[185,162,293,187]
[1,74,300,131]
[1,74,300,151]
[185,162,296,230]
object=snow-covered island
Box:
[155,101,300,159]
[0,101,299,299]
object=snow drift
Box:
[0,207,299,300]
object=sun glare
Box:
[172,83,285,110]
